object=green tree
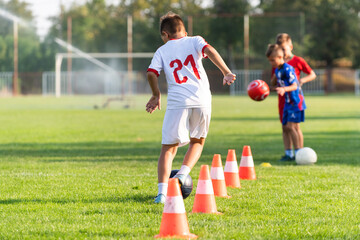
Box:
[125,0,206,70]
[207,0,250,69]
[46,0,124,70]
[0,0,43,72]
[259,0,360,91]
[306,0,360,90]
[122,0,206,51]
[46,0,206,71]
[0,0,33,35]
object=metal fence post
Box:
[355,69,359,96]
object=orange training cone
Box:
[155,178,197,239]
[224,149,241,188]
[192,165,221,214]
[210,154,230,198]
[239,145,256,180]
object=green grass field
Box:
[0,95,359,239]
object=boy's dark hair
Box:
[160,12,185,35]
[276,33,291,45]
[265,44,284,57]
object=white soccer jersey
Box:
[147,36,211,110]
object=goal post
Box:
[356,69,360,96]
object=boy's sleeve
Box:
[299,57,313,75]
[147,50,162,77]
[193,36,209,58]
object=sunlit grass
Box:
[0,95,359,239]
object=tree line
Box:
[0,0,359,73]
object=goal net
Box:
[42,52,153,97]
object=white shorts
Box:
[162,107,211,147]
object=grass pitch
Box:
[0,95,359,239]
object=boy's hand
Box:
[270,86,278,91]
[276,87,286,96]
[146,95,161,114]
[223,73,236,85]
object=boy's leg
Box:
[280,110,294,161]
[282,125,294,158]
[295,124,304,148]
[182,137,205,169]
[173,107,209,185]
[158,143,178,183]
[155,143,178,203]
[174,138,205,185]
[286,122,301,154]
[288,110,305,155]
[174,107,210,183]
[279,98,294,158]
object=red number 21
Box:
[170,54,200,84]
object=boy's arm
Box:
[204,45,236,85]
[275,82,297,96]
[299,70,316,86]
[146,71,161,114]
[270,74,277,90]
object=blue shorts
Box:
[282,110,305,125]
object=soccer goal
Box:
[42,70,145,96]
[43,52,153,97]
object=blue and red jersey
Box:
[275,63,306,112]
[272,55,312,122]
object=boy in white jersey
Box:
[146,12,236,203]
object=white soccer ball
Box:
[295,147,317,165]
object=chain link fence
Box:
[0,69,359,96]
[230,69,326,95]
[0,72,13,96]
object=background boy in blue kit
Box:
[274,33,316,161]
[266,44,306,160]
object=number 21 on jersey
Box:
[170,54,200,84]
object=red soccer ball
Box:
[247,80,270,101]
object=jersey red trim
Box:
[202,44,210,58]
[147,68,159,77]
